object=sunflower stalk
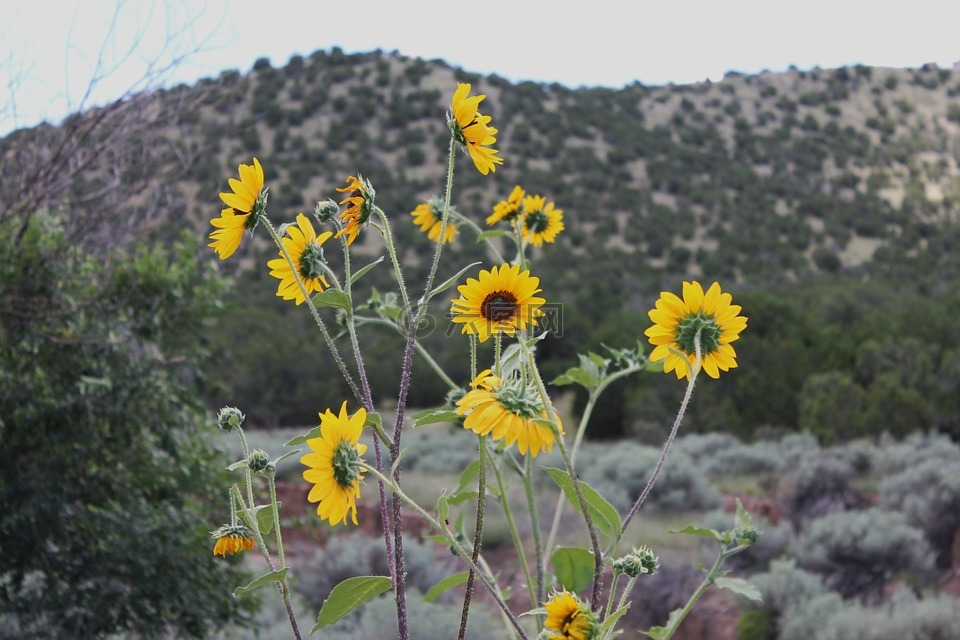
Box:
[492,451,538,608]
[261,216,365,407]
[361,463,531,640]
[545,363,643,558]
[340,234,397,587]
[523,345,604,609]
[230,484,303,640]
[621,333,703,534]
[458,434,488,640]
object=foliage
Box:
[790,508,934,600]
[0,216,251,638]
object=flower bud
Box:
[247,449,271,473]
[613,545,659,578]
[314,198,341,224]
[217,406,245,432]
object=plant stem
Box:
[386,136,457,640]
[356,317,458,391]
[544,364,642,557]
[261,216,364,405]
[492,454,537,608]
[341,241,396,587]
[458,435,488,640]
[456,213,507,264]
[522,454,545,607]
[621,337,702,534]
[362,464,531,640]
[603,572,621,622]
[235,428,256,518]
[524,348,604,609]
[231,484,302,640]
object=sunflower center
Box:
[481,291,519,323]
[675,312,721,355]
[526,209,550,233]
[298,240,326,280]
[331,439,361,488]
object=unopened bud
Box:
[247,449,271,473]
[217,407,245,432]
[613,545,659,578]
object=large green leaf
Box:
[549,546,595,593]
[311,576,393,631]
[311,289,352,311]
[234,568,288,597]
[544,467,621,541]
[715,577,762,602]
[423,572,471,602]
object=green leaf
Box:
[312,289,352,311]
[447,490,479,506]
[226,459,247,471]
[455,459,481,493]
[255,503,280,535]
[234,568,288,597]
[423,571,471,602]
[734,498,755,533]
[364,411,382,431]
[350,256,384,285]
[429,261,482,298]
[599,605,630,635]
[477,229,509,241]
[643,608,685,639]
[271,449,300,468]
[549,546,595,593]
[311,576,393,630]
[411,407,460,426]
[544,467,621,541]
[715,577,762,602]
[670,525,724,542]
[285,426,321,446]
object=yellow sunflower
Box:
[644,281,748,380]
[522,195,564,247]
[450,83,503,175]
[335,174,375,246]
[410,199,458,244]
[209,157,265,259]
[543,591,597,640]
[211,524,255,557]
[266,212,334,305]
[486,185,526,226]
[450,264,545,343]
[301,401,368,526]
[455,369,563,457]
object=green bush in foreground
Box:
[0,216,251,638]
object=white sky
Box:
[2,0,959,136]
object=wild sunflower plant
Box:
[204,82,758,640]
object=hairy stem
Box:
[458,435,488,640]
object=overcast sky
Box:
[2,0,959,135]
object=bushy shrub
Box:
[708,440,784,476]
[791,508,934,600]
[582,441,720,513]
[778,450,864,522]
[814,590,960,640]
[400,425,477,474]
[879,457,960,568]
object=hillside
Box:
[3,48,959,435]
